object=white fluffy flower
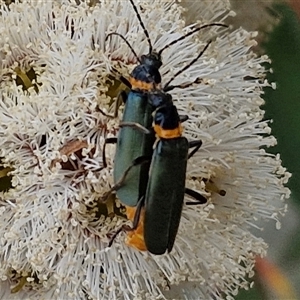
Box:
[0,1,290,299]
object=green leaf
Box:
[263,4,300,202]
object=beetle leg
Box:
[184,187,207,205]
[97,107,116,119]
[108,226,124,247]
[102,137,117,168]
[188,139,202,159]
[96,90,126,119]
[119,121,152,134]
[100,156,150,201]
[111,156,150,192]
[179,114,189,123]
[131,196,145,229]
[108,196,145,247]
[114,91,128,117]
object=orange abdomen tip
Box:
[125,206,147,252]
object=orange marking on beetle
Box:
[125,206,147,251]
[129,77,154,91]
[154,124,182,139]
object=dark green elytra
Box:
[144,136,189,255]
[113,91,155,206]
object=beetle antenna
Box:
[129,0,153,54]
[158,23,227,56]
[164,40,212,91]
[105,32,141,64]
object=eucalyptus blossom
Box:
[0,1,290,299]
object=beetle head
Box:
[141,52,162,70]
[149,91,172,108]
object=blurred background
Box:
[230,0,300,299]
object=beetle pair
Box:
[105,92,207,255]
[103,0,227,254]
[125,96,207,255]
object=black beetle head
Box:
[141,52,162,69]
[149,91,172,108]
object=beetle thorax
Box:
[153,104,183,139]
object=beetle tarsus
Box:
[108,196,145,247]
[97,107,115,119]
[185,187,207,205]
[102,137,117,168]
[179,115,189,123]
[188,140,202,159]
